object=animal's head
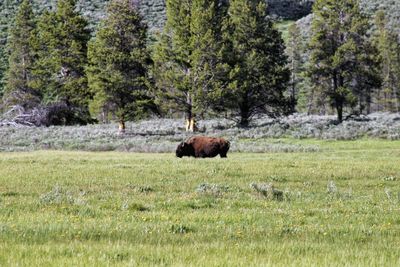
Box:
[176,142,193,158]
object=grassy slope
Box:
[0,139,400,266]
[276,20,295,43]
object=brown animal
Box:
[176,136,230,158]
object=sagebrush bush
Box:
[250,183,284,200]
[40,186,87,206]
[196,183,229,197]
[1,113,399,152]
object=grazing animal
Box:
[176,136,230,158]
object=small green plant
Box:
[121,201,149,212]
[170,224,192,234]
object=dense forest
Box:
[0,0,399,131]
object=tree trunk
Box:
[333,72,344,123]
[185,92,196,132]
[336,103,343,123]
[239,116,249,128]
[307,86,315,115]
[239,106,250,127]
[366,92,371,114]
[290,73,297,113]
[239,97,250,128]
[118,120,126,134]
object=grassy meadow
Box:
[0,139,400,266]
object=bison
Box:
[176,136,230,158]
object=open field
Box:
[0,139,400,266]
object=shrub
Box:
[250,183,283,201]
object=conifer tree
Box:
[31,0,91,108]
[190,0,226,118]
[372,10,400,112]
[87,0,152,133]
[153,0,226,131]
[3,0,38,108]
[285,23,304,113]
[0,0,24,98]
[219,0,290,127]
[308,0,381,121]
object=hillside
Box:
[0,0,313,36]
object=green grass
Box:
[1,139,400,266]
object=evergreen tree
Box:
[31,0,91,108]
[285,23,304,113]
[0,0,24,98]
[372,10,400,112]
[0,44,8,99]
[219,0,290,127]
[153,0,193,130]
[190,0,227,118]
[153,0,226,131]
[3,0,38,108]
[308,0,381,121]
[87,0,152,133]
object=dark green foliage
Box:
[0,44,8,99]
[152,0,193,120]
[153,0,226,123]
[1,0,399,120]
[31,0,91,107]
[3,0,38,108]
[87,0,153,129]
[0,0,109,99]
[190,0,227,117]
[0,0,24,98]
[307,0,381,122]
[219,0,290,127]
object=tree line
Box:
[286,0,400,119]
[1,0,399,131]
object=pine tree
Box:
[87,0,153,133]
[308,0,381,121]
[153,0,225,131]
[190,0,226,118]
[0,43,8,99]
[3,0,38,108]
[0,0,24,98]
[285,23,304,113]
[152,0,191,129]
[31,0,91,108]
[219,0,290,127]
[372,10,400,112]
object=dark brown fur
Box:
[176,136,230,158]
